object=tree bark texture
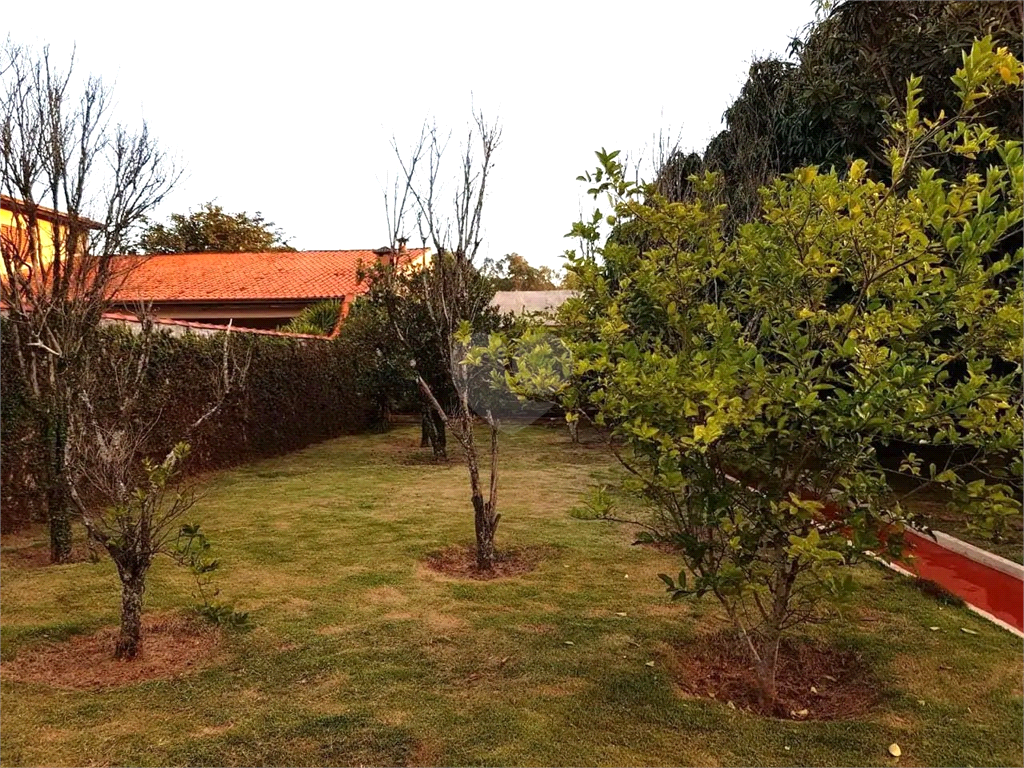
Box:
[115,569,147,660]
[46,418,73,564]
[420,406,431,447]
[466,420,500,571]
[472,492,497,570]
[421,402,446,458]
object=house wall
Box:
[113,299,330,331]
[1,205,91,265]
[1,207,58,264]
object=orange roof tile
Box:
[113,249,427,303]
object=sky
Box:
[6,0,817,271]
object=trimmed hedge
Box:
[0,322,374,530]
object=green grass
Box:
[1,423,1021,767]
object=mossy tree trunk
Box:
[114,561,149,660]
[45,416,73,564]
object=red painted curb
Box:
[901,530,1024,633]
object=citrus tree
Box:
[516,39,1021,704]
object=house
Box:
[490,290,576,323]
[111,243,430,330]
[1,194,103,265]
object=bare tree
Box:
[67,318,249,659]
[381,112,504,570]
[1,40,179,562]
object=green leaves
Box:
[952,36,1024,113]
[559,37,1022,666]
[657,570,693,601]
[174,523,249,629]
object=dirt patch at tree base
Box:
[1,541,102,568]
[424,544,550,580]
[400,452,454,467]
[670,632,880,720]
[1,613,224,690]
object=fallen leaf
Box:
[784,746,791,751]
[888,743,902,758]
[791,708,809,719]
[727,700,735,709]
[917,700,926,706]
[615,612,628,617]
[624,574,630,579]
[960,627,978,635]
[823,674,837,682]
[644,660,655,667]
[810,686,818,694]
[564,641,575,646]
[929,626,940,631]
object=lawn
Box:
[1,422,1021,767]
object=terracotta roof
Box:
[112,248,428,303]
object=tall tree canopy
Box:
[140,202,293,254]
[481,253,558,290]
[659,0,1023,229]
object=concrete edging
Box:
[907,527,1024,582]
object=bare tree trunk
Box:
[421,400,446,458]
[420,404,431,448]
[465,417,500,570]
[45,417,73,564]
[473,491,496,569]
[724,594,783,710]
[430,409,446,458]
[568,419,580,444]
[752,631,781,708]
[47,481,73,564]
[373,396,392,433]
[115,568,147,660]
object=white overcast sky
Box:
[7,0,816,270]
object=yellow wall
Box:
[1,205,80,265]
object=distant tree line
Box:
[653,1,1023,231]
[139,202,293,254]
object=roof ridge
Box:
[130,247,427,258]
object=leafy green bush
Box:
[0,322,374,529]
[282,300,343,336]
[514,38,1021,704]
[175,523,250,629]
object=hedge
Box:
[0,321,374,530]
